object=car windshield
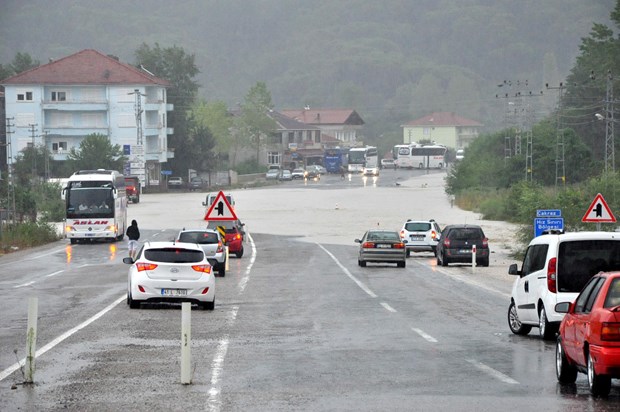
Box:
[178,232,218,244]
[144,248,204,263]
[405,222,431,231]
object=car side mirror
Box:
[123,257,134,264]
[202,202,207,206]
[508,263,520,276]
[355,239,362,243]
[555,302,571,314]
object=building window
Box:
[52,142,68,153]
[51,91,67,101]
[268,152,281,165]
[15,113,35,127]
[17,91,33,101]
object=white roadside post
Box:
[472,244,477,273]
[225,246,229,271]
[181,302,192,384]
[25,297,38,383]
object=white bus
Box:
[348,146,378,172]
[394,144,446,169]
[62,170,128,244]
[393,144,416,169]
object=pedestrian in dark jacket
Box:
[126,219,140,259]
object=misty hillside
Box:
[0,0,615,138]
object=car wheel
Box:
[70,239,77,245]
[441,252,448,267]
[128,292,140,309]
[202,299,215,311]
[539,306,556,340]
[360,260,367,267]
[508,301,532,335]
[480,257,489,267]
[432,247,437,257]
[235,247,244,258]
[588,350,611,396]
[556,338,577,384]
[218,262,226,277]
[436,256,441,266]
[397,261,406,268]
[406,250,410,258]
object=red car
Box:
[556,272,620,396]
[207,220,245,258]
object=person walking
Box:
[126,219,140,260]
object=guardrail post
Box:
[25,297,38,383]
[181,302,191,384]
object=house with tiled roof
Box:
[280,108,365,147]
[401,112,482,148]
[1,49,173,186]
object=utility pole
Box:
[604,71,614,173]
[41,130,50,180]
[29,124,38,181]
[546,82,566,189]
[3,117,16,223]
[128,89,146,186]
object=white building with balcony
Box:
[1,49,173,186]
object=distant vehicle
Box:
[323,148,345,173]
[123,241,215,310]
[278,169,292,181]
[305,165,322,179]
[348,146,378,173]
[355,229,407,268]
[168,176,184,188]
[394,144,447,169]
[203,192,235,211]
[508,231,620,340]
[400,219,441,257]
[62,169,127,244]
[380,159,395,169]
[435,224,489,267]
[556,271,620,396]
[265,168,280,180]
[291,168,306,179]
[124,176,141,203]
[206,220,245,258]
[455,149,465,161]
[176,228,226,276]
[189,176,206,191]
[363,166,379,176]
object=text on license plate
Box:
[161,288,187,296]
[410,235,424,240]
[458,249,471,254]
[377,244,392,249]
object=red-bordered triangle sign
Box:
[582,193,616,223]
[204,191,238,221]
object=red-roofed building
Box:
[280,108,365,147]
[1,49,173,186]
[401,112,482,148]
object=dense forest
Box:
[0,0,615,145]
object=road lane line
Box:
[13,281,35,289]
[317,244,377,298]
[381,302,397,312]
[411,327,438,343]
[0,294,125,382]
[45,270,64,278]
[465,359,519,385]
[238,233,256,294]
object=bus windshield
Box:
[67,187,114,219]
[348,150,366,164]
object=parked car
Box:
[176,228,226,276]
[265,168,280,180]
[400,219,441,256]
[207,220,245,258]
[189,176,206,191]
[455,149,465,161]
[380,159,395,169]
[508,231,620,340]
[124,176,141,203]
[555,271,620,396]
[123,241,215,310]
[168,176,184,189]
[363,166,379,176]
[435,224,489,267]
[291,168,306,179]
[355,229,407,268]
[278,169,292,181]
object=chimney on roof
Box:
[304,105,310,110]
[103,70,110,79]
[48,58,54,63]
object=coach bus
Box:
[62,169,128,244]
[323,147,345,173]
[347,146,378,173]
[394,144,446,169]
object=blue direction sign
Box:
[536,209,562,218]
[534,217,564,237]
[161,170,173,176]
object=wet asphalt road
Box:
[1,169,620,411]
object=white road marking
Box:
[45,270,64,278]
[238,233,256,294]
[13,281,35,289]
[0,294,125,382]
[465,358,519,385]
[411,327,438,343]
[317,243,377,298]
[381,302,397,312]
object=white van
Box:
[508,231,620,340]
[203,193,235,210]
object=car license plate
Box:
[377,244,391,249]
[161,288,187,296]
[85,233,95,237]
[410,235,424,240]
[458,249,471,254]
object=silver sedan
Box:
[355,230,407,268]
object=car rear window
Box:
[144,248,204,263]
[558,239,620,293]
[449,228,483,240]
[178,232,218,244]
[405,222,431,232]
[368,232,400,241]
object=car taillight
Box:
[136,262,158,272]
[201,287,210,295]
[482,237,488,247]
[400,230,406,239]
[547,257,557,293]
[216,241,223,253]
[393,242,405,249]
[362,242,375,248]
[235,233,242,240]
[443,238,451,247]
[192,264,212,274]
[431,230,437,240]
[601,322,620,341]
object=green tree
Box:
[238,82,277,163]
[0,52,40,80]
[66,134,126,172]
[191,100,234,165]
[134,43,200,174]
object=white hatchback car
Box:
[399,219,441,256]
[123,241,215,310]
[508,231,620,340]
[176,228,226,276]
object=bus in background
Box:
[411,145,447,169]
[348,146,378,173]
[323,147,345,173]
[62,169,128,244]
[393,144,416,169]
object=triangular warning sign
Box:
[582,193,616,223]
[204,191,238,221]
